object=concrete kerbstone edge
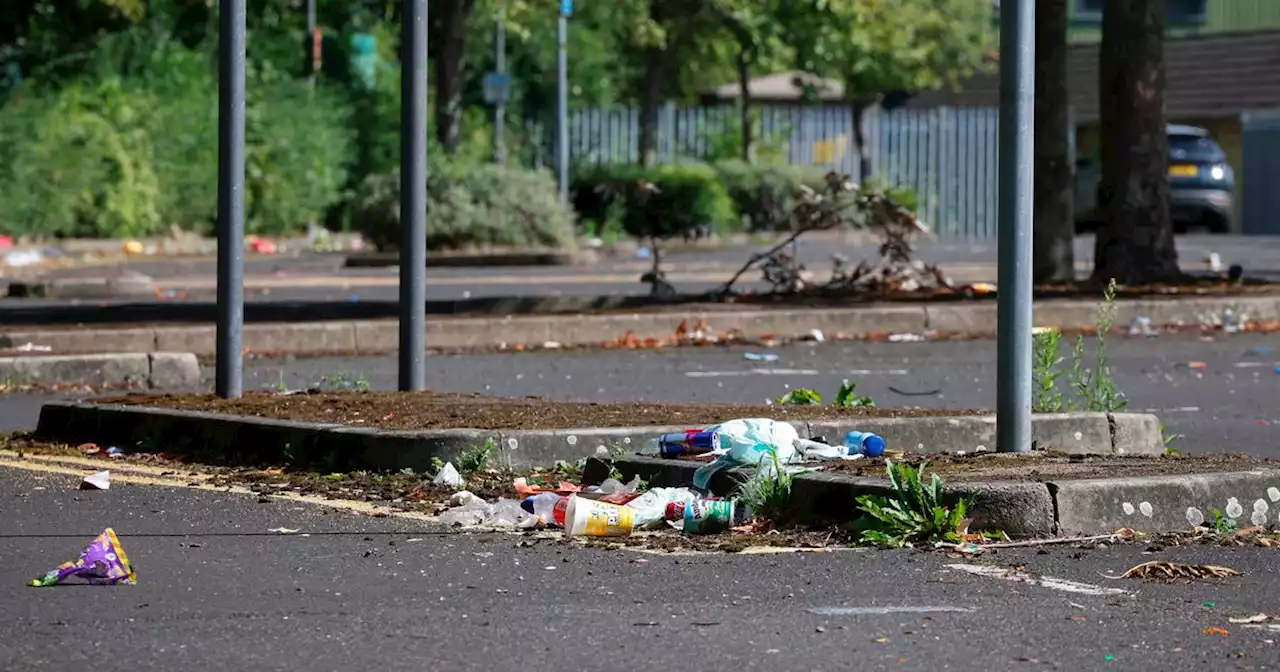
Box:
[1049,470,1280,535]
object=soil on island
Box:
[93,390,980,431]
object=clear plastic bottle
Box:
[520,493,569,527]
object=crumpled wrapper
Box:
[30,528,136,587]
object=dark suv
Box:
[1074,125,1235,233]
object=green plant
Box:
[456,438,496,474]
[1161,422,1185,456]
[571,162,738,242]
[350,161,578,252]
[1032,328,1067,412]
[732,448,794,524]
[324,373,370,392]
[777,388,823,405]
[833,379,875,408]
[1032,280,1128,413]
[1210,508,1238,535]
[712,160,830,232]
[856,460,976,547]
[1070,279,1127,413]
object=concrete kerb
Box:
[612,455,1058,538]
[1051,470,1280,535]
[613,455,1280,539]
[4,294,1279,356]
[0,352,199,388]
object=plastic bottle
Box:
[520,493,569,527]
[845,431,887,458]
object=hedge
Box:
[571,162,737,241]
[0,41,353,239]
[349,161,578,252]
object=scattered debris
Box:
[30,528,136,587]
[1204,627,1230,636]
[1111,561,1241,582]
[79,470,110,490]
[743,352,780,362]
[432,462,464,488]
[12,342,53,352]
[268,527,300,534]
[887,332,928,343]
[1128,316,1158,337]
[1229,614,1270,625]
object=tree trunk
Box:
[1093,0,1180,283]
[637,47,663,167]
[737,51,755,163]
[850,99,873,182]
[1033,0,1075,284]
[433,0,474,156]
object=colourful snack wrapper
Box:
[30,528,136,587]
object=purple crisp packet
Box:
[30,528,137,587]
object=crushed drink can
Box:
[658,429,719,458]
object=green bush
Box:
[350,161,578,252]
[0,79,163,238]
[0,34,353,239]
[571,162,737,242]
[713,161,831,232]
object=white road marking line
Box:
[945,564,1129,597]
[685,369,821,377]
[807,606,972,616]
[684,369,909,378]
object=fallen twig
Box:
[938,531,1131,551]
[1106,561,1241,581]
[888,386,942,397]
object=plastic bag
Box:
[692,418,800,491]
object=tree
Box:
[431,0,477,156]
[1093,0,1180,283]
[781,0,994,181]
[1033,0,1075,283]
[706,0,787,162]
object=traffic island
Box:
[35,391,1162,472]
[612,453,1280,538]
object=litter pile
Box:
[434,417,888,537]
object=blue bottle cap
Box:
[862,434,886,458]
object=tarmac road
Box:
[3,466,1279,671]
[4,234,1279,306]
[1,331,1277,457]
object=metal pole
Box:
[306,0,316,87]
[398,0,428,391]
[215,0,246,398]
[556,10,569,205]
[996,0,1035,452]
[494,2,507,165]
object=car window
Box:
[1168,134,1224,161]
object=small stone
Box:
[815,626,826,633]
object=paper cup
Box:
[564,495,636,537]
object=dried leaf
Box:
[1114,561,1241,582]
[1204,627,1230,636]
